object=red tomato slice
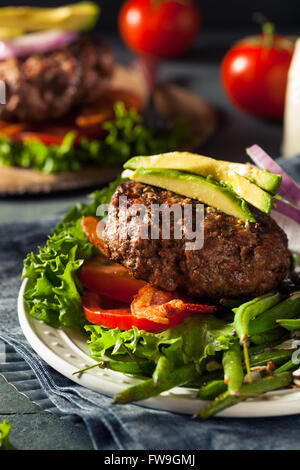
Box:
[0,88,143,146]
[76,89,144,128]
[80,216,146,303]
[0,123,26,138]
[79,256,146,304]
[82,291,168,330]
[19,132,67,146]
[82,285,217,331]
[18,125,106,146]
[81,216,109,258]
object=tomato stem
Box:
[253,12,275,47]
[262,22,275,47]
[151,0,165,7]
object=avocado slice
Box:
[0,2,100,31]
[124,152,273,215]
[224,161,281,195]
[0,27,23,39]
[123,168,255,222]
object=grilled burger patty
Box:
[0,35,114,123]
[103,181,291,299]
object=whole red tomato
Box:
[221,33,294,120]
[118,0,201,58]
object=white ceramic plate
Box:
[18,276,300,418]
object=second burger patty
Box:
[0,35,114,123]
[103,181,291,299]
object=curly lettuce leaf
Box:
[0,103,189,173]
[23,178,122,329]
[85,315,235,370]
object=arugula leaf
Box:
[0,420,15,450]
[0,103,189,174]
[23,178,122,329]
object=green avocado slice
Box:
[123,168,256,222]
[224,161,281,195]
[0,2,100,31]
[124,152,274,215]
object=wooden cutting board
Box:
[0,65,218,196]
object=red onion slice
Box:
[272,198,300,225]
[0,30,79,60]
[246,145,300,208]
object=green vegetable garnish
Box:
[233,292,283,381]
[23,177,122,329]
[0,103,188,173]
[0,420,15,450]
[222,341,244,396]
[196,372,293,420]
[22,172,300,419]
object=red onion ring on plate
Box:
[272,198,300,225]
[0,30,79,60]
[246,144,300,208]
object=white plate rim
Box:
[17,277,300,418]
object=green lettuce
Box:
[23,178,122,329]
[85,315,235,374]
[0,103,188,173]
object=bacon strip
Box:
[131,285,217,325]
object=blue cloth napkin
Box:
[1,156,300,451]
[276,155,300,180]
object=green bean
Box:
[113,363,198,404]
[249,291,300,335]
[276,318,300,331]
[233,292,282,343]
[152,355,172,385]
[248,338,284,357]
[250,327,286,345]
[220,298,246,309]
[198,380,227,400]
[274,360,297,374]
[248,343,270,356]
[248,338,287,355]
[184,370,223,388]
[222,342,244,395]
[249,349,293,368]
[195,372,292,420]
[233,292,282,381]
